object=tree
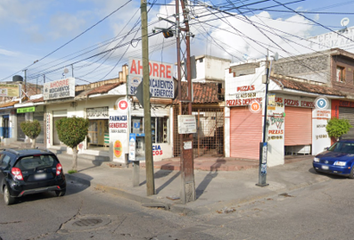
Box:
[55,117,89,171]
[20,120,41,148]
[326,117,353,140]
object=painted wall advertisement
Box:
[43,77,75,100]
[128,58,174,98]
[110,97,129,162]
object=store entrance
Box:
[87,119,109,150]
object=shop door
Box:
[230,107,262,159]
[284,107,312,146]
[339,107,354,139]
[17,113,26,141]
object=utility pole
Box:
[141,0,155,196]
[176,0,196,203]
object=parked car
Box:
[313,139,354,178]
[0,148,66,205]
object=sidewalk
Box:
[57,153,330,216]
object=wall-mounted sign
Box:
[0,84,21,97]
[43,77,75,100]
[128,58,174,99]
[17,106,35,113]
[315,96,328,110]
[178,115,197,134]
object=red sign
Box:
[237,85,255,92]
[118,100,128,110]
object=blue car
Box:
[313,139,354,178]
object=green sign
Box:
[17,106,35,113]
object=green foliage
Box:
[326,117,353,139]
[20,120,41,140]
[55,117,89,148]
[68,169,78,174]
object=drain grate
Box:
[73,218,103,227]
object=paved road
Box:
[1,173,353,240]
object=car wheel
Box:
[349,167,354,179]
[4,185,15,205]
[55,189,66,197]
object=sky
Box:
[1,0,354,86]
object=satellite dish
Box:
[341,17,350,27]
[63,68,69,74]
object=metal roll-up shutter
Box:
[17,113,26,141]
[339,107,354,139]
[230,107,262,159]
[285,107,312,146]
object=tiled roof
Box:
[175,82,221,104]
[271,76,345,96]
[0,101,19,108]
[85,83,121,96]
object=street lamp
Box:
[256,52,278,187]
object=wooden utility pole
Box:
[176,0,196,203]
[141,0,155,195]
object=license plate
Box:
[34,173,47,180]
[322,165,329,170]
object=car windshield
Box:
[14,155,56,171]
[328,142,354,154]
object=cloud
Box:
[48,13,87,40]
[0,0,48,25]
[0,49,18,57]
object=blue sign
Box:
[315,97,328,110]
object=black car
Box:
[0,148,66,205]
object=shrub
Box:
[20,120,41,148]
[326,117,352,139]
[56,117,89,171]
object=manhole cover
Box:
[73,218,103,227]
[60,215,112,232]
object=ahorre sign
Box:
[128,58,174,99]
[43,77,75,100]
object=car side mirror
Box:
[324,147,329,151]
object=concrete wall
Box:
[272,54,330,84]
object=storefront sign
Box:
[284,99,315,108]
[128,58,174,98]
[226,97,262,106]
[17,106,35,113]
[0,84,21,97]
[87,107,109,118]
[43,77,75,100]
[46,113,50,144]
[178,115,197,134]
[110,97,130,162]
[153,145,163,156]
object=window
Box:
[0,154,11,169]
[131,117,169,143]
[336,66,345,82]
